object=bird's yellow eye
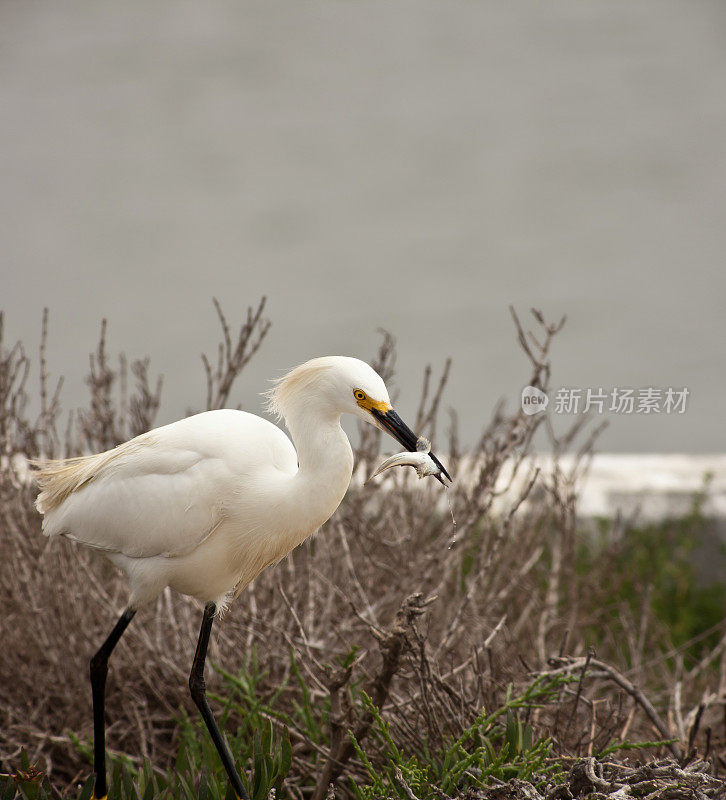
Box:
[354,390,366,401]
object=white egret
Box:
[34,356,450,800]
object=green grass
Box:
[349,677,569,800]
[0,668,639,800]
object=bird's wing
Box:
[36,410,298,559]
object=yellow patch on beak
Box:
[354,390,392,414]
[369,398,392,413]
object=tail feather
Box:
[33,432,157,519]
[32,454,105,516]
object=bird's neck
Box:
[287,401,353,479]
[284,401,354,526]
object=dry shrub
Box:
[0,302,724,797]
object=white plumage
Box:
[35,356,397,610]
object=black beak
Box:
[371,408,452,485]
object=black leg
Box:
[90,607,136,800]
[189,602,250,800]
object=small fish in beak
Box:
[369,407,452,485]
[366,436,452,486]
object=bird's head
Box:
[266,356,451,483]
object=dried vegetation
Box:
[0,301,725,798]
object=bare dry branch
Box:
[202,296,271,410]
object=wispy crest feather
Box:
[263,359,334,421]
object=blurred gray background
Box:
[2,0,725,452]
